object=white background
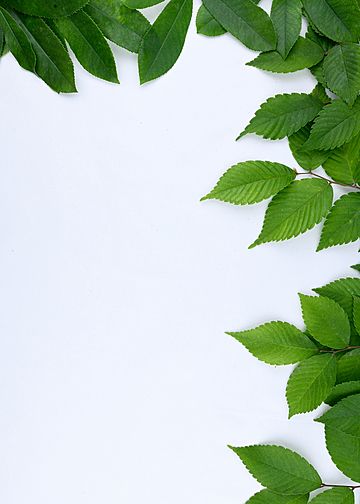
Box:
[0,1,359,502]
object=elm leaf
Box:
[0,6,35,71]
[196,5,225,37]
[270,0,302,59]
[323,43,360,106]
[323,134,360,185]
[4,0,89,18]
[247,491,308,504]
[326,381,360,406]
[310,488,354,503]
[314,277,360,321]
[288,124,331,171]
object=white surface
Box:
[0,3,358,503]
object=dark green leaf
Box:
[0,6,35,71]
[306,26,335,52]
[336,349,360,383]
[354,297,360,335]
[122,0,164,8]
[196,5,225,37]
[314,277,360,321]
[138,0,192,84]
[270,0,302,58]
[323,43,360,106]
[326,381,360,406]
[318,192,360,250]
[4,0,89,18]
[201,161,296,205]
[289,124,331,171]
[86,0,150,53]
[202,0,276,52]
[309,488,354,504]
[55,10,118,83]
[323,134,360,185]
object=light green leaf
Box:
[323,44,360,106]
[325,425,360,482]
[122,0,164,8]
[247,490,309,503]
[270,0,302,59]
[286,353,336,416]
[196,5,225,37]
[305,99,360,151]
[303,0,360,43]
[18,14,76,93]
[318,393,360,435]
[314,277,360,321]
[138,0,192,84]
[230,445,322,495]
[238,93,323,140]
[354,297,360,335]
[202,0,276,52]
[250,179,333,248]
[4,0,89,18]
[247,37,324,74]
[336,349,360,383]
[86,0,150,53]
[299,294,350,349]
[310,488,354,504]
[326,381,360,406]
[201,161,296,205]
[228,321,318,365]
[318,193,360,250]
[288,124,331,171]
[323,134,360,185]
[55,10,118,83]
[0,6,35,71]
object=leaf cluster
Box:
[0,0,193,91]
[200,0,360,250]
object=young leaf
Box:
[247,490,308,504]
[317,393,360,435]
[318,192,360,250]
[55,10,118,83]
[196,5,225,37]
[238,93,323,141]
[270,0,302,59]
[309,488,354,503]
[230,445,322,495]
[286,353,336,416]
[323,134,360,185]
[336,349,360,384]
[323,44,360,106]
[302,0,360,43]
[325,425,360,482]
[138,0,192,84]
[228,321,318,365]
[354,297,360,335]
[250,179,333,248]
[201,161,296,205]
[202,0,276,52]
[247,37,324,74]
[4,0,89,18]
[288,124,331,171]
[85,0,151,54]
[122,0,165,7]
[305,99,360,151]
[0,6,35,72]
[314,277,360,321]
[299,294,350,349]
[18,14,76,93]
[326,381,360,406]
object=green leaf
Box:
[311,61,327,87]
[230,445,322,495]
[318,192,360,250]
[247,490,309,503]
[123,0,164,7]
[202,0,276,52]
[306,26,335,52]
[305,99,360,151]
[196,5,225,37]
[0,26,4,54]
[250,179,333,248]
[18,14,76,93]
[325,425,360,482]
[201,161,296,205]
[352,264,360,273]
[228,321,318,365]
[288,124,331,171]
[309,488,354,504]
[0,6,35,71]
[326,381,360,406]
[86,0,150,53]
[323,44,360,106]
[138,0,192,84]
[336,349,360,383]
[286,353,336,416]
[247,37,324,74]
[314,277,360,321]
[238,93,323,141]
[55,10,118,83]
[354,297,360,335]
[299,294,350,349]
[303,0,360,43]
[318,393,360,434]
[4,0,89,18]
[270,0,302,59]
[323,134,360,185]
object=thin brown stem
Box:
[320,345,360,355]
